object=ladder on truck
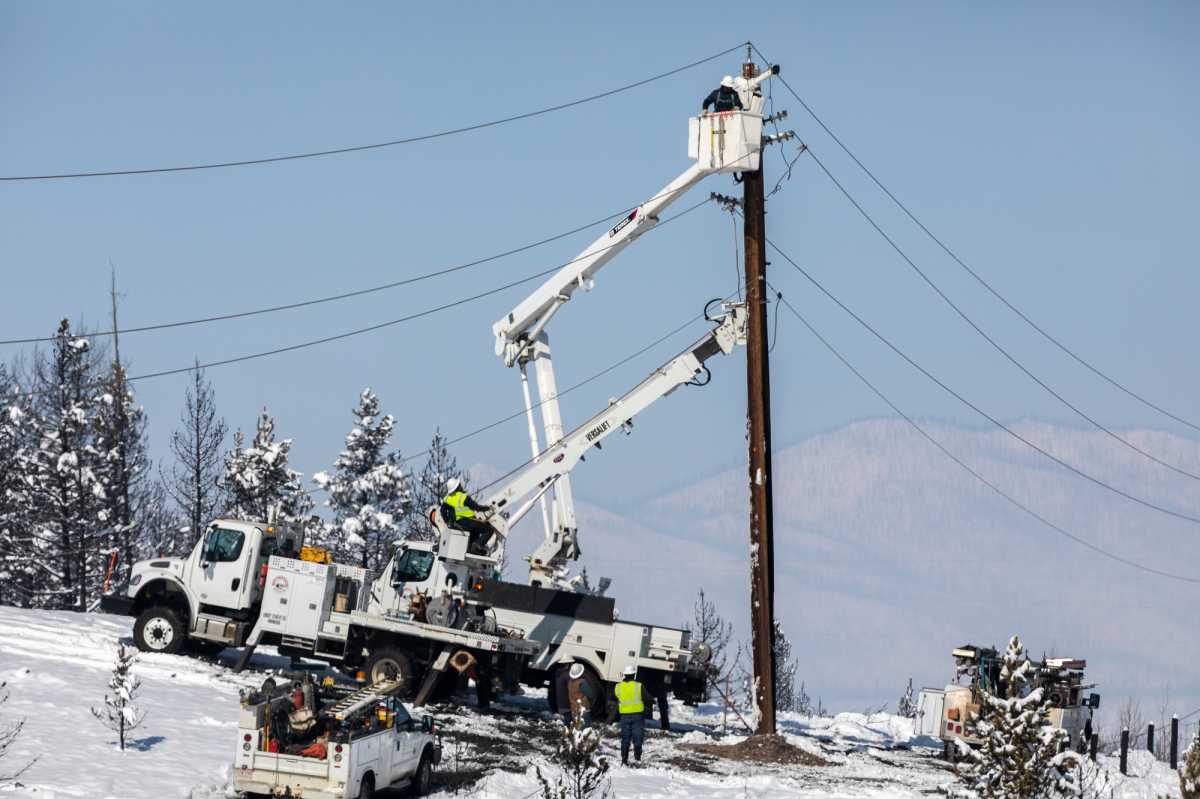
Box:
[322,679,404,722]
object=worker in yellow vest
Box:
[614,663,651,765]
[440,478,494,555]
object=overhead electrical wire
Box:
[767,281,1200,585]
[0,198,711,403]
[0,43,745,182]
[752,43,1200,435]
[760,229,1200,527]
[800,145,1200,483]
[2,149,758,347]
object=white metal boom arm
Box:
[482,304,747,587]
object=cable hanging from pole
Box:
[766,279,1200,585]
[0,44,746,182]
[0,199,712,404]
[760,228,1200,528]
[753,43,1200,435]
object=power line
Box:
[0,180,710,346]
[1,199,711,403]
[753,43,1200,435]
[802,146,1200,483]
[767,282,1200,585]
[762,231,1200,527]
[0,44,745,182]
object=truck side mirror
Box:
[1088,694,1101,709]
[422,715,434,734]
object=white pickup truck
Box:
[234,677,441,799]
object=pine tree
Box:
[956,635,1080,798]
[1181,730,1200,799]
[405,429,466,541]
[163,364,226,549]
[534,717,612,799]
[222,409,311,523]
[683,588,733,693]
[772,620,800,712]
[0,366,35,607]
[91,360,151,593]
[91,643,145,751]
[897,677,917,719]
[25,320,107,609]
[312,389,411,571]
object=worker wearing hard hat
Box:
[567,663,596,726]
[614,663,651,765]
[701,76,743,114]
[440,478,493,555]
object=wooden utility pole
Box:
[742,57,777,736]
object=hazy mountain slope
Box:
[549,418,1200,713]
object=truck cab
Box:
[101,518,303,654]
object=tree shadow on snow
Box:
[125,735,166,751]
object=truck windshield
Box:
[393,549,434,583]
[204,528,245,562]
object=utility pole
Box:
[741,57,777,736]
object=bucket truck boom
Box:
[490,65,779,588]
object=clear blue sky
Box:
[2,2,1197,507]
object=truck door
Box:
[388,698,418,783]
[197,526,254,610]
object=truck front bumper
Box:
[99,594,136,617]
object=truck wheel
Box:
[409,751,433,796]
[134,606,185,654]
[364,647,413,692]
[358,772,375,799]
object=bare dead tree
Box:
[163,363,226,547]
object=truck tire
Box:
[409,750,433,796]
[133,606,185,654]
[358,772,375,799]
[364,647,413,693]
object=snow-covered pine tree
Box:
[222,409,311,524]
[91,642,145,751]
[405,428,467,541]
[772,620,800,712]
[956,635,1080,799]
[897,677,917,719]
[25,321,107,609]
[0,681,34,785]
[91,360,151,594]
[1181,729,1200,799]
[312,389,411,571]
[163,364,226,550]
[534,717,612,799]
[0,365,35,607]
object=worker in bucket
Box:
[441,477,494,555]
[701,75,743,113]
[614,663,651,765]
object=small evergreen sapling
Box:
[955,635,1079,799]
[91,643,146,751]
[535,717,612,799]
[897,677,918,719]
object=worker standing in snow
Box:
[615,663,650,765]
[701,75,743,113]
[440,478,493,555]
[567,663,595,726]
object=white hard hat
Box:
[445,477,461,493]
[622,663,637,678]
[569,663,585,680]
[720,75,734,88]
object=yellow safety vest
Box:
[444,491,475,520]
[614,680,644,715]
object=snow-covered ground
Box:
[0,606,1185,798]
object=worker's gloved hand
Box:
[771,64,781,75]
